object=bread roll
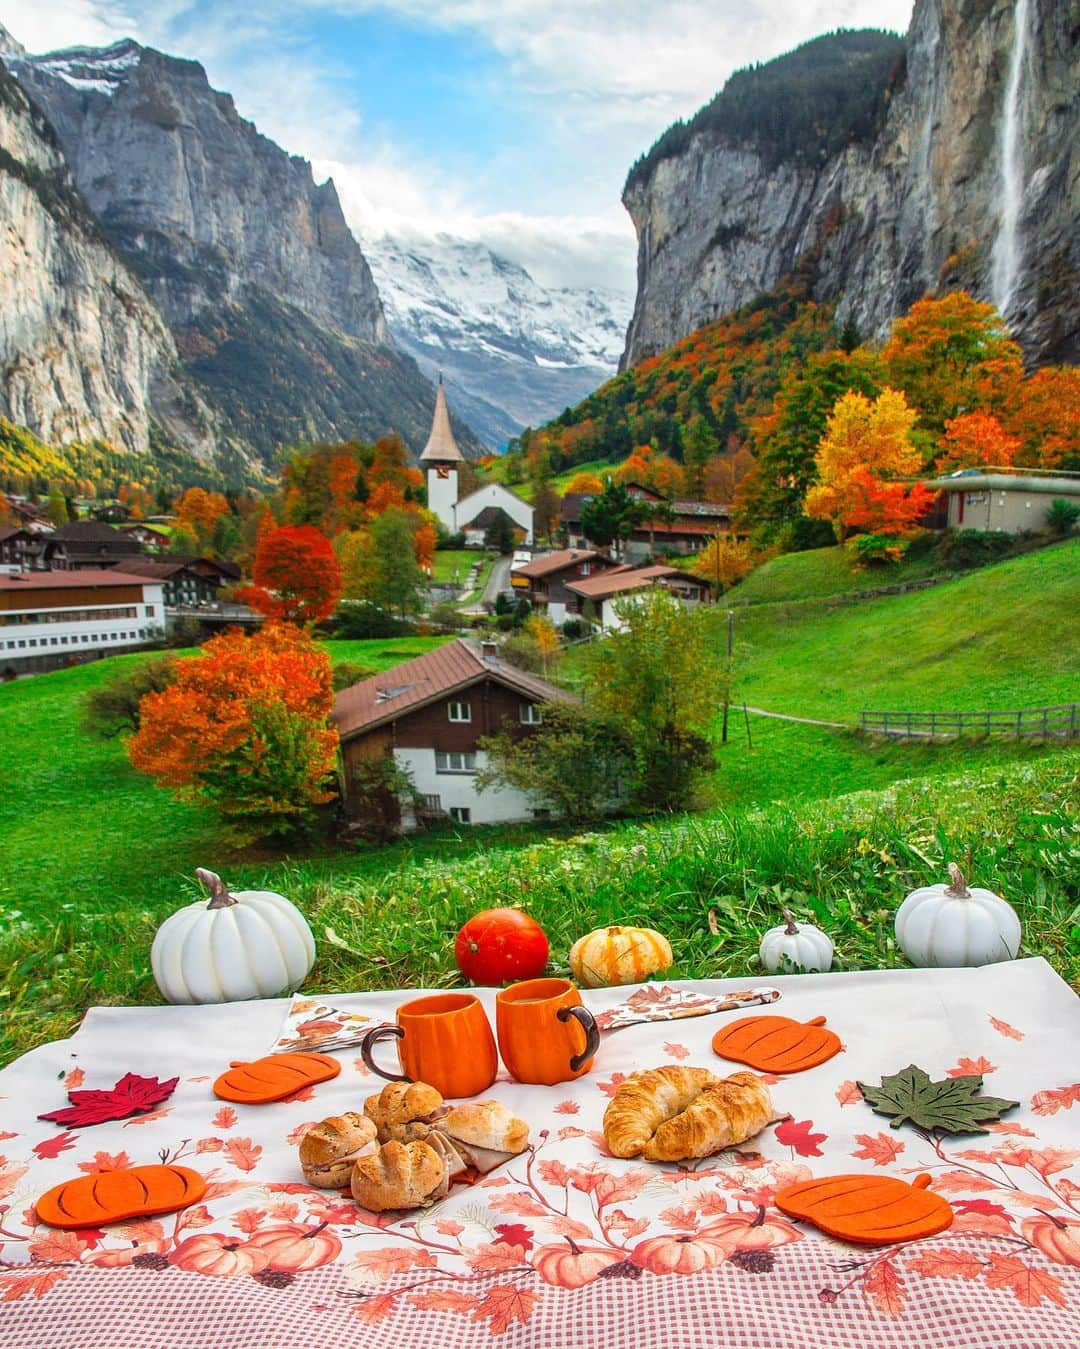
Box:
[299,1112,377,1188]
[443,1100,529,1155]
[363,1081,444,1141]
[603,1065,772,1162]
[351,1140,445,1211]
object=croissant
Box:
[363,1081,445,1142]
[603,1065,772,1161]
[351,1139,446,1211]
[299,1112,377,1188]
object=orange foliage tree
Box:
[564,472,605,494]
[691,535,755,591]
[936,411,1020,474]
[175,487,230,551]
[805,388,931,541]
[240,525,343,626]
[1003,367,1080,469]
[128,625,338,840]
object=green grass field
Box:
[430,549,492,585]
[726,543,951,604]
[481,457,619,501]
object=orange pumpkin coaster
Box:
[213,1052,341,1104]
[711,1014,841,1073]
[36,1164,206,1229]
[776,1172,953,1245]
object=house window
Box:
[448,701,472,723]
[520,704,542,725]
[144,606,154,617]
[449,807,472,824]
[435,751,477,774]
[580,562,591,575]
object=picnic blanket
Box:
[1,958,1078,1348]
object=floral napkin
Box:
[594,983,781,1032]
[269,995,391,1054]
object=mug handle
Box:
[558,1005,601,1073]
[360,1025,410,1081]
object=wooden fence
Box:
[858,704,1079,741]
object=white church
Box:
[420,379,534,545]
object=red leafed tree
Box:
[240,525,342,626]
[128,625,337,841]
[936,411,1020,474]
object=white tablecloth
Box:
[1,959,1078,1347]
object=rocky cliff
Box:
[621,1,1079,368]
[0,58,213,457]
[5,39,480,465]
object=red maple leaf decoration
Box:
[774,1117,827,1157]
[38,1074,179,1128]
[493,1223,534,1253]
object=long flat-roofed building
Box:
[0,569,165,676]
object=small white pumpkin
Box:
[151,868,316,1004]
[894,864,1021,968]
[758,909,833,973]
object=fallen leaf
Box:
[774,1118,827,1157]
[32,1132,78,1161]
[466,1241,529,1273]
[122,1108,172,1127]
[986,1121,1038,1137]
[545,1215,594,1241]
[983,1254,1067,1308]
[493,1223,534,1253]
[1030,1084,1080,1116]
[28,1230,88,1263]
[595,1073,628,1098]
[409,1289,479,1313]
[906,1247,983,1280]
[928,1170,998,1194]
[267,1200,300,1221]
[63,1068,85,1091]
[659,1203,701,1231]
[947,1057,996,1077]
[75,1151,132,1174]
[552,1100,580,1115]
[988,1016,1024,1042]
[663,1042,690,1061]
[858,1065,1018,1134]
[471,1283,538,1335]
[352,1292,397,1324]
[1025,1146,1080,1178]
[851,1133,906,1167]
[223,1137,263,1172]
[39,1074,178,1128]
[0,1269,68,1301]
[175,1205,212,1231]
[212,1107,238,1130]
[196,1137,224,1153]
[487,1192,548,1218]
[536,1160,571,1188]
[863,1260,905,1317]
[835,1080,863,1107]
[231,1207,267,1235]
[434,1219,464,1237]
[285,1121,317,1147]
[348,1246,437,1287]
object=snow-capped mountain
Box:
[363,233,633,450]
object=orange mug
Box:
[360,993,498,1099]
[496,978,600,1086]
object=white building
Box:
[0,569,165,676]
[420,379,534,544]
[565,565,712,631]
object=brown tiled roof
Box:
[513,548,603,579]
[0,526,32,543]
[0,568,158,591]
[333,638,574,741]
[50,521,126,541]
[565,565,680,600]
[113,560,190,579]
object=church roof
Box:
[419,379,466,464]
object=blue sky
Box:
[3,1,915,292]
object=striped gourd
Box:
[569,926,673,988]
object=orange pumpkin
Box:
[170,1232,270,1277]
[242,1222,342,1272]
[568,926,673,988]
[532,1238,624,1288]
[776,1172,953,1245]
[36,1165,207,1230]
[213,1052,341,1104]
[711,1014,841,1073]
[699,1206,802,1252]
[1022,1214,1080,1268]
[630,1233,729,1275]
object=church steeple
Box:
[419,374,465,464]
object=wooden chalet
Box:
[115,556,240,607]
[42,521,144,570]
[333,639,575,828]
[562,484,730,560]
[509,548,622,625]
[565,564,711,631]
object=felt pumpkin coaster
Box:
[711,1014,841,1073]
[36,1164,206,1229]
[213,1051,341,1104]
[775,1172,953,1245]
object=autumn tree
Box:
[1003,367,1080,470]
[564,472,604,494]
[128,625,338,842]
[240,524,343,626]
[881,292,1024,438]
[805,389,931,542]
[175,487,230,553]
[691,535,755,591]
[524,613,561,675]
[586,590,724,811]
[935,411,1020,474]
[336,528,378,601]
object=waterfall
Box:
[991,0,1032,318]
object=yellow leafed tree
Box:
[690,535,755,591]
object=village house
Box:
[927,469,1080,533]
[509,548,623,625]
[116,556,241,608]
[333,639,574,829]
[116,522,171,552]
[561,484,731,560]
[0,569,165,676]
[0,526,40,572]
[564,565,712,632]
[42,521,144,570]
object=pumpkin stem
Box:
[196,868,238,910]
[781,907,799,935]
[564,1237,582,1255]
[304,1221,330,1240]
[751,1205,766,1227]
[944,864,970,899]
[912,1174,932,1190]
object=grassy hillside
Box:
[730,540,1080,718]
[726,544,952,604]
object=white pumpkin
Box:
[151,868,316,1004]
[894,864,1021,968]
[758,910,833,973]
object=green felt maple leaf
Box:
[857,1064,1019,1135]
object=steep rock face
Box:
[622,1,1079,368]
[0,64,213,455]
[7,41,481,462]
[365,232,632,449]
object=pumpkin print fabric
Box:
[0,962,1079,1349]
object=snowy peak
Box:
[5,40,143,97]
[0,23,27,57]
[365,232,632,448]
